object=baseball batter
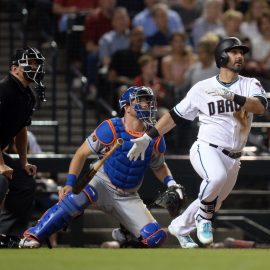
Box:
[19,86,184,248]
[127,37,267,248]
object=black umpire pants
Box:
[0,153,36,237]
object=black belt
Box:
[209,143,242,159]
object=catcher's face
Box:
[130,97,151,116]
[226,48,245,73]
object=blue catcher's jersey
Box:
[94,117,166,189]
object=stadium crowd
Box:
[3,0,270,153]
[20,0,269,153]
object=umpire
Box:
[0,47,46,247]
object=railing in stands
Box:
[31,120,59,153]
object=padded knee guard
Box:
[24,184,97,242]
[140,222,167,248]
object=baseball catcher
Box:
[154,184,187,217]
[19,86,187,249]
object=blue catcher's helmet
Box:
[119,86,157,124]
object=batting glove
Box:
[127,133,152,161]
[206,88,234,101]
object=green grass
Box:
[0,248,269,270]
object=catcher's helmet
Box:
[214,37,249,68]
[11,47,45,87]
[118,86,157,124]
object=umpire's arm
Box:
[15,127,28,166]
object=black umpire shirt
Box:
[0,73,35,150]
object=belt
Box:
[209,143,242,159]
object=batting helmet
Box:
[118,86,157,124]
[214,37,249,68]
[11,47,45,87]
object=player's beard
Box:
[226,60,244,73]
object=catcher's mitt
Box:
[154,185,187,217]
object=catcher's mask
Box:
[214,37,249,68]
[119,86,157,124]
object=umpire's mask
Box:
[12,47,45,87]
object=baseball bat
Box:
[73,138,124,194]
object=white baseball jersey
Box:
[173,75,267,151]
[169,75,267,237]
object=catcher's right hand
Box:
[127,133,152,161]
[154,184,187,218]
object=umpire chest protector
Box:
[96,117,159,189]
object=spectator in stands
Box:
[157,30,197,154]
[185,33,219,87]
[133,0,184,38]
[0,47,45,248]
[27,131,42,154]
[248,10,270,80]
[98,7,130,71]
[170,0,203,35]
[107,27,146,109]
[52,0,99,64]
[161,32,196,100]
[53,0,98,33]
[83,0,116,95]
[146,3,173,58]
[191,0,224,47]
[223,0,249,13]
[240,0,269,41]
[108,26,146,88]
[116,0,145,19]
[134,54,174,118]
[214,9,245,39]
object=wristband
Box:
[66,174,77,187]
[147,127,159,139]
[163,176,177,187]
[233,94,246,107]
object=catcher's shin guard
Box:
[24,184,97,242]
[140,222,167,248]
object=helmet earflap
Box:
[219,51,229,67]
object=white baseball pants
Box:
[170,140,241,236]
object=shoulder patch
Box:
[95,120,116,145]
